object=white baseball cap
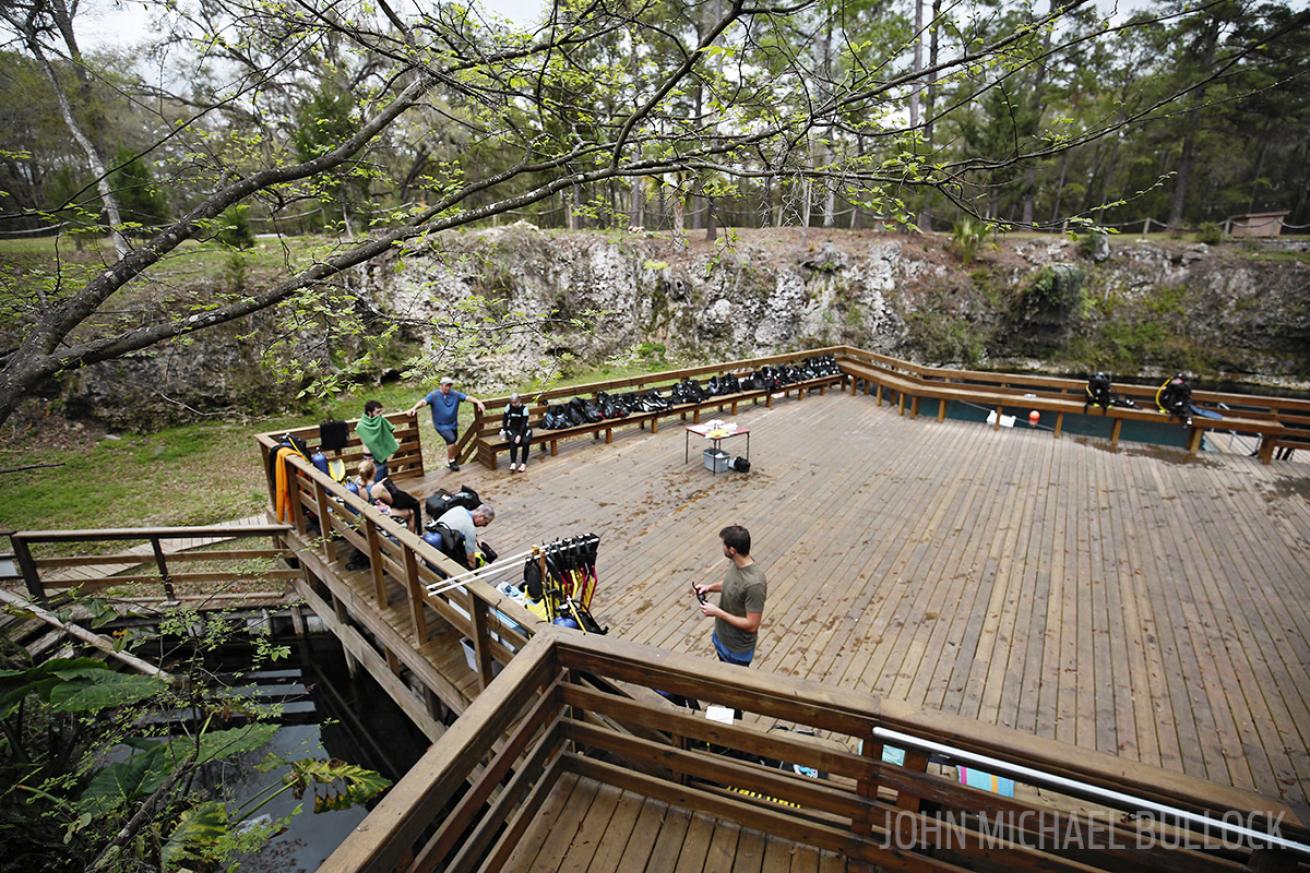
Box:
[440,376,454,385]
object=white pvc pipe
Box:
[871,727,1308,856]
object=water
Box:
[917,397,1231,452]
[167,628,430,872]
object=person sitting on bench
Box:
[502,393,533,472]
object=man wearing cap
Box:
[408,377,487,472]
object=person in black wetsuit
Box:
[501,393,533,472]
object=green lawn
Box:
[0,354,682,536]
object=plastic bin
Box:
[703,448,731,473]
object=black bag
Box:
[424,484,481,526]
[318,419,349,452]
[732,456,751,473]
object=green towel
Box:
[356,414,399,462]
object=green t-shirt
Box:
[715,562,767,655]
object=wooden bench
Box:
[840,360,1286,464]
[473,374,843,469]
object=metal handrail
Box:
[872,726,1310,856]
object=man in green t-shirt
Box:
[695,525,767,666]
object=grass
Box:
[0,354,701,537]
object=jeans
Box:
[712,631,753,667]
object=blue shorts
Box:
[712,631,753,667]
[435,424,458,445]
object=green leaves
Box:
[0,658,160,717]
[78,725,280,814]
[284,758,392,813]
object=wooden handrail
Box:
[475,345,848,412]
[258,438,541,682]
[324,630,1303,871]
[7,524,295,603]
[317,630,562,873]
[11,524,292,542]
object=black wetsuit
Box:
[502,404,533,465]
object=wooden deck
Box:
[403,390,1310,820]
[505,773,849,873]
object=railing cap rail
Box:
[11,524,293,542]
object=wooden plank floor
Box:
[405,391,1310,821]
[503,772,849,873]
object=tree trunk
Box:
[671,179,686,249]
[1168,16,1220,228]
[1049,149,1071,224]
[9,15,129,257]
[910,0,924,130]
[919,0,941,230]
[630,177,645,228]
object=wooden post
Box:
[730,401,738,415]
[149,536,176,601]
[876,384,883,407]
[289,604,306,637]
[937,400,947,422]
[896,749,930,814]
[605,428,613,444]
[385,647,402,675]
[909,396,919,418]
[550,440,559,456]
[1186,426,1204,457]
[365,518,387,606]
[1258,437,1276,465]
[287,467,307,533]
[1110,418,1124,449]
[403,546,428,643]
[332,594,360,679]
[312,479,334,562]
[470,595,493,690]
[898,393,906,417]
[1054,413,1064,439]
[11,536,45,604]
[765,393,773,409]
[651,417,659,433]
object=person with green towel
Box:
[356,400,400,480]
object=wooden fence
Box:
[451,345,1308,468]
[455,345,848,469]
[7,524,296,604]
[320,630,1308,873]
[835,346,1310,463]
[255,423,539,695]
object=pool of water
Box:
[909,397,1254,454]
[150,627,431,871]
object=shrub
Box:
[1196,222,1223,245]
[950,216,994,265]
[216,205,255,249]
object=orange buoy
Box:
[1028,410,1040,426]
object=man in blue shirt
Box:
[408,376,487,471]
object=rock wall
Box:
[59,226,1310,428]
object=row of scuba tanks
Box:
[541,355,842,430]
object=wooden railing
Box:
[461,345,848,467]
[255,426,540,693]
[261,410,426,502]
[454,344,1308,468]
[835,345,1310,462]
[321,630,1307,873]
[6,524,295,604]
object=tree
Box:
[0,0,1302,427]
[0,600,390,871]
